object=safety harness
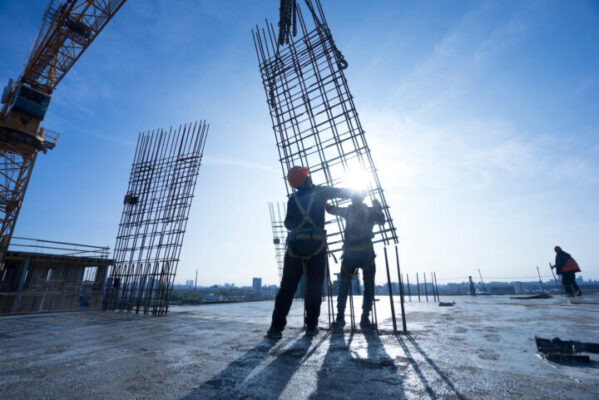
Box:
[286,191,327,274]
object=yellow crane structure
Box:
[0,0,126,269]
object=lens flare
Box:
[342,167,370,191]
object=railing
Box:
[9,236,110,259]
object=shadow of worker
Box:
[234,334,316,399]
[181,336,286,399]
[309,329,405,399]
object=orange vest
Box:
[562,257,581,273]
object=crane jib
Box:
[22,0,127,94]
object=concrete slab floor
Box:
[0,295,598,399]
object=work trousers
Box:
[270,250,327,330]
[562,271,580,295]
[337,262,375,316]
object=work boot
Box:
[305,325,319,336]
[360,314,375,330]
[266,327,282,340]
[331,313,345,329]
[576,290,582,296]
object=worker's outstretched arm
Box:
[319,186,353,200]
[554,253,567,270]
[325,203,347,217]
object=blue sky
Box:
[0,0,597,285]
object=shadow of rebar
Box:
[396,334,466,400]
[309,329,405,399]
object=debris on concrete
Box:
[438,301,456,307]
[510,293,552,300]
[536,336,599,363]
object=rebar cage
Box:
[103,121,208,316]
[252,1,397,253]
[253,0,406,332]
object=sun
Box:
[341,166,370,192]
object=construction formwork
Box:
[103,122,208,316]
[253,0,406,332]
[0,237,111,315]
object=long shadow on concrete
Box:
[181,333,298,399]
[182,332,317,399]
[240,334,316,398]
[396,334,465,400]
[309,329,405,399]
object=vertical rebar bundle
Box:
[268,202,287,281]
[103,121,208,316]
[253,0,406,332]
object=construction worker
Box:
[327,192,384,330]
[551,246,582,297]
[266,166,352,339]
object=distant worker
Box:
[551,246,582,297]
[267,167,351,339]
[327,192,384,330]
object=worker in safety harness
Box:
[327,192,384,330]
[266,166,352,339]
[551,246,582,297]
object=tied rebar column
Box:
[268,202,287,282]
[103,121,208,316]
[253,0,406,332]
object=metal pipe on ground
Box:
[433,272,440,301]
[395,246,407,333]
[384,247,397,332]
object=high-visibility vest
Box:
[562,257,581,273]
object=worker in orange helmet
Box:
[551,246,582,297]
[266,166,352,339]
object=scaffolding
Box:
[253,0,406,332]
[103,121,208,316]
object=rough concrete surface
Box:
[1,295,598,399]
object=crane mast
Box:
[0,0,126,269]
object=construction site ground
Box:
[1,294,598,399]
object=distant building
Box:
[185,280,194,288]
[253,278,262,295]
[489,285,516,295]
[332,272,361,296]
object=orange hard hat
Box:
[287,166,309,188]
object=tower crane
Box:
[0,0,126,269]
